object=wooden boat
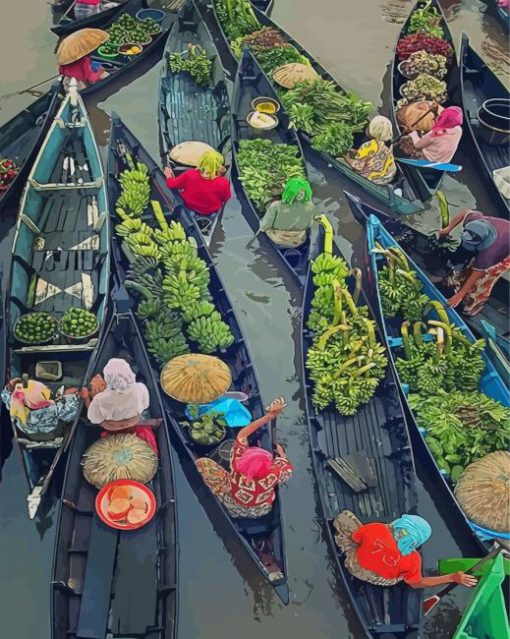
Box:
[390,0,460,202]
[51,306,178,639]
[232,48,310,286]
[301,222,423,638]
[346,192,509,548]
[107,113,290,603]
[480,320,510,381]
[459,33,510,218]
[206,1,424,216]
[346,195,510,354]
[0,84,62,218]
[158,0,231,244]
[3,84,110,518]
[51,0,136,36]
[250,0,274,12]
[60,0,176,99]
[480,0,510,32]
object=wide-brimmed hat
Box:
[56,28,109,65]
[272,63,319,89]
[168,141,216,167]
[160,354,232,404]
[455,451,510,533]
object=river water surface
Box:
[0,1,508,638]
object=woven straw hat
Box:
[160,354,232,404]
[56,28,109,65]
[396,101,444,133]
[455,451,510,533]
[272,63,320,89]
[82,433,158,489]
[168,141,215,167]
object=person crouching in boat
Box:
[56,28,110,92]
[196,397,293,518]
[163,150,232,216]
[333,510,477,589]
[438,209,510,315]
[74,0,103,20]
[258,177,319,247]
[398,106,463,164]
[344,116,397,185]
[81,358,159,454]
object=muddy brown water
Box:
[0,1,508,637]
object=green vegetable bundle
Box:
[409,390,510,482]
[407,1,444,38]
[61,308,98,338]
[214,0,260,42]
[169,44,212,87]
[255,44,309,75]
[236,138,305,211]
[186,410,226,446]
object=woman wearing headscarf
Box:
[333,510,477,588]
[438,209,510,315]
[344,115,397,185]
[195,397,293,519]
[163,150,231,216]
[398,106,463,164]
[258,177,320,247]
[73,0,103,20]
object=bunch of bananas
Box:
[160,239,197,265]
[307,285,336,333]
[117,163,151,216]
[153,220,187,243]
[311,252,349,288]
[187,315,234,354]
[136,298,161,320]
[116,219,153,238]
[145,309,189,366]
[163,271,202,310]
[128,255,159,277]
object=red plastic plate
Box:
[95,479,156,531]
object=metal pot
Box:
[477,98,510,146]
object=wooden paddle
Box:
[396,158,463,172]
[246,229,261,249]
[423,541,507,615]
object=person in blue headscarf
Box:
[438,209,510,316]
[333,510,478,588]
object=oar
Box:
[396,158,463,172]
[246,229,261,249]
[423,541,505,615]
[0,75,61,102]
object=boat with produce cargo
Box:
[107,112,290,603]
[231,47,310,286]
[390,0,460,202]
[51,0,136,37]
[158,0,231,244]
[346,192,510,552]
[301,215,424,639]
[459,33,510,219]
[205,0,424,216]
[2,84,110,519]
[0,84,62,219]
[51,304,178,639]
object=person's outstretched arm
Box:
[408,571,477,589]
[237,397,286,441]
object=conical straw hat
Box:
[396,101,444,133]
[272,63,320,89]
[56,28,109,65]
[455,451,510,533]
[82,433,158,489]
[168,141,215,167]
[160,354,232,404]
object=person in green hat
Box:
[258,177,320,247]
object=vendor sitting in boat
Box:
[259,177,319,247]
[164,150,232,216]
[344,116,397,185]
[81,358,159,453]
[74,0,103,20]
[438,209,510,315]
[56,28,110,92]
[196,397,293,519]
[334,510,477,589]
[399,106,463,164]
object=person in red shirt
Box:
[74,0,103,21]
[163,150,231,216]
[334,510,477,589]
[195,397,293,519]
[59,55,109,92]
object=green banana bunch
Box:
[116,219,152,238]
[187,315,234,353]
[136,298,161,320]
[160,240,197,265]
[147,334,189,366]
[128,255,159,277]
[154,221,187,245]
[162,271,202,309]
[311,252,349,288]
[182,300,216,323]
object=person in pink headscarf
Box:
[399,106,463,164]
[195,397,293,518]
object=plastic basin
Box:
[135,8,165,22]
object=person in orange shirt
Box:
[334,510,477,589]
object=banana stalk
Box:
[351,362,377,378]
[433,326,445,364]
[401,321,412,359]
[334,356,365,378]
[350,267,362,305]
[317,324,349,351]
[151,200,168,232]
[413,321,426,346]
[428,320,452,355]
[436,190,449,230]
[425,300,450,326]
[364,318,376,349]
[316,214,333,255]
[388,247,410,272]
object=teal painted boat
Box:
[3,85,110,518]
[480,320,510,382]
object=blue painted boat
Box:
[3,85,110,518]
[480,320,510,381]
[496,4,510,31]
[346,192,509,547]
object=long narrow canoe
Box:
[480,320,510,381]
[232,47,310,286]
[391,0,460,202]
[301,226,422,638]
[459,33,510,218]
[51,306,178,639]
[0,84,61,219]
[3,85,110,518]
[347,197,510,354]
[51,0,136,36]
[249,0,274,13]
[107,113,290,603]
[158,0,231,244]
[346,192,509,549]
[62,0,176,99]
[206,1,424,215]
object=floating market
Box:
[0,1,508,638]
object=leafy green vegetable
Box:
[311,122,354,157]
[255,44,309,75]
[407,1,444,38]
[214,0,260,42]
